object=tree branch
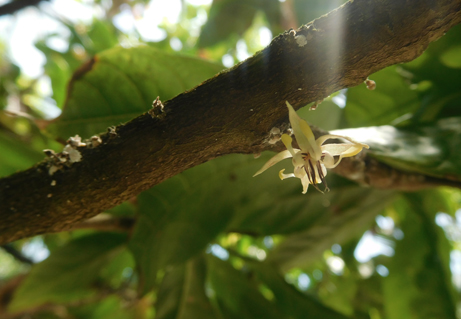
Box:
[0,0,47,16]
[1,0,461,244]
[334,152,461,191]
[0,244,34,264]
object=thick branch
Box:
[334,152,461,191]
[1,0,461,244]
[0,0,47,16]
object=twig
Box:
[0,244,34,265]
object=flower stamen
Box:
[317,161,329,192]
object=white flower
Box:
[254,101,369,194]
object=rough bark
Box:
[1,0,461,244]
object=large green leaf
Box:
[253,263,351,319]
[0,132,44,178]
[266,188,395,271]
[155,256,217,319]
[345,66,420,127]
[383,192,457,319]
[293,0,348,26]
[129,154,258,294]
[206,255,285,319]
[9,233,127,312]
[198,0,258,48]
[402,25,461,122]
[69,295,138,319]
[333,117,461,180]
[86,20,119,53]
[47,46,223,139]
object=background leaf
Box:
[206,255,285,319]
[155,256,217,319]
[345,66,420,128]
[266,188,395,271]
[333,118,461,180]
[48,46,223,139]
[9,233,127,312]
[383,192,457,319]
[253,262,351,319]
[0,131,44,177]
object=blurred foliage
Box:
[1,0,461,318]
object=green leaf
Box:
[129,155,250,294]
[333,117,461,180]
[252,263,350,319]
[266,188,395,271]
[156,256,217,319]
[99,248,135,289]
[198,0,257,48]
[297,99,344,131]
[43,53,72,108]
[293,0,348,25]
[402,25,461,122]
[206,255,285,319]
[9,233,127,312]
[47,46,223,139]
[69,295,137,319]
[0,131,44,178]
[130,151,337,294]
[440,45,461,69]
[87,20,119,53]
[383,192,457,319]
[345,66,419,127]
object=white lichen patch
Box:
[48,165,59,175]
[268,136,281,144]
[265,126,283,145]
[90,135,102,147]
[295,34,308,47]
[270,127,281,135]
[44,134,85,175]
[67,135,86,148]
[63,145,82,163]
[108,126,117,137]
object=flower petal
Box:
[316,134,369,150]
[281,134,297,157]
[286,101,321,159]
[300,174,310,194]
[279,169,295,180]
[253,150,293,177]
[321,151,336,168]
[321,144,368,169]
[321,143,360,156]
[294,166,310,194]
